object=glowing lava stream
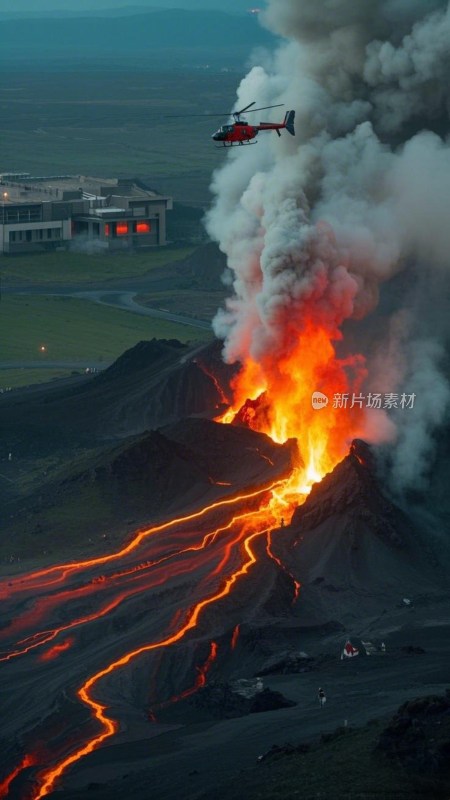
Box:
[31,527,270,799]
[1,482,282,598]
[0,507,272,663]
[0,756,36,799]
[0,554,204,664]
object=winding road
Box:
[1,285,211,373]
[74,289,211,329]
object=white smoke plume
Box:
[389,338,450,489]
[206,0,450,492]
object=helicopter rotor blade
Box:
[234,101,256,116]
[235,104,284,115]
[166,103,284,119]
[165,112,236,118]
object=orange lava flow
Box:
[39,638,74,662]
[32,528,268,799]
[230,623,240,650]
[0,754,36,799]
[209,510,272,579]
[0,532,234,664]
[195,360,229,406]
[0,508,270,667]
[0,590,148,664]
[197,641,219,686]
[1,482,281,598]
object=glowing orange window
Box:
[116,222,128,236]
[135,221,151,234]
[104,223,110,237]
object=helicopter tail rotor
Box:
[284,109,295,136]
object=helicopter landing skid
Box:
[215,141,258,149]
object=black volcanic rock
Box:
[161,418,297,486]
[95,338,185,382]
[231,391,274,433]
[257,650,315,676]
[257,741,311,762]
[291,439,402,547]
[191,683,295,719]
[270,440,441,625]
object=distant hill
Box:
[0,0,254,16]
[0,8,162,18]
[0,10,275,57]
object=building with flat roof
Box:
[0,174,172,255]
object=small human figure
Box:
[255,676,263,692]
[280,517,285,528]
[318,687,326,708]
[8,452,12,462]
[381,641,386,653]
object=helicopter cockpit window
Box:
[221,125,233,132]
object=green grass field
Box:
[0,367,75,389]
[0,65,228,385]
[0,68,237,204]
[0,294,213,364]
[0,246,194,285]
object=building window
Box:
[9,231,16,242]
[5,206,42,224]
[134,221,151,234]
[116,222,128,236]
[104,223,110,237]
[47,229,52,239]
[26,230,32,242]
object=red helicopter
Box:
[169,102,295,148]
[211,102,295,147]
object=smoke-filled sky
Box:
[206,0,450,492]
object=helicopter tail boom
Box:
[257,110,295,136]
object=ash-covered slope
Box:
[45,419,296,524]
[0,339,235,455]
[96,339,236,438]
[273,440,443,628]
[291,439,406,546]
